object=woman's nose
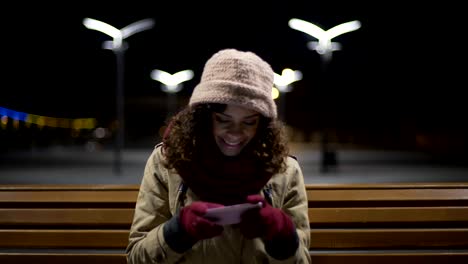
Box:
[226,123,244,135]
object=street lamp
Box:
[150,69,194,117]
[83,17,155,175]
[273,68,302,122]
[288,18,361,173]
[288,18,361,67]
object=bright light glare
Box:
[274,69,302,87]
[272,87,280,100]
[83,18,122,39]
[93,127,108,139]
[83,17,155,50]
[327,21,361,39]
[307,41,342,53]
[150,70,194,86]
[288,18,361,40]
[274,68,302,93]
[121,18,155,38]
[151,69,194,93]
[288,18,361,55]
[288,18,325,39]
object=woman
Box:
[126,49,311,263]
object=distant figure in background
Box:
[320,130,338,173]
[126,49,311,263]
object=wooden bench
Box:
[0,184,137,264]
[1,182,468,263]
[306,182,468,263]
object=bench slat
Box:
[310,228,468,248]
[0,190,138,204]
[0,253,127,264]
[0,209,134,226]
[306,182,468,189]
[309,252,468,264]
[0,184,140,191]
[307,188,468,204]
[0,230,129,248]
[1,252,467,264]
[309,207,468,226]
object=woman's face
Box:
[212,104,260,156]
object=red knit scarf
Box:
[176,140,273,205]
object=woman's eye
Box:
[215,116,229,123]
[243,120,257,126]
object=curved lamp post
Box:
[150,69,194,117]
[288,18,361,173]
[288,18,361,67]
[273,68,302,122]
[83,17,155,174]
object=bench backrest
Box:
[0,184,138,264]
[1,182,468,263]
[306,182,468,263]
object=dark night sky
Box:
[1,1,466,138]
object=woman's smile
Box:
[212,104,260,157]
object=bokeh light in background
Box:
[0,106,96,130]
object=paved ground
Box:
[1,143,467,184]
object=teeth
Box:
[224,139,240,146]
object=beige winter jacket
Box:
[126,144,311,263]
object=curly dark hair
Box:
[162,103,289,175]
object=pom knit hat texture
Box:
[189,49,277,118]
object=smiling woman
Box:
[126,48,311,263]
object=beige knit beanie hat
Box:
[189,48,277,118]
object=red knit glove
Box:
[180,201,224,240]
[240,194,296,241]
